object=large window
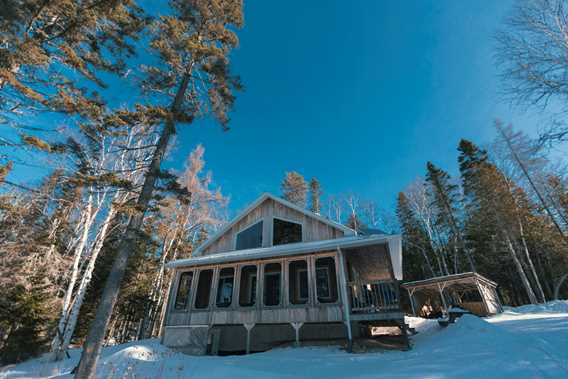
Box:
[239,265,257,307]
[194,269,213,309]
[263,263,282,306]
[273,218,302,246]
[236,221,263,250]
[216,267,234,308]
[315,257,338,303]
[289,260,308,305]
[174,271,193,310]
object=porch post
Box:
[408,288,417,316]
[244,323,255,354]
[337,248,353,352]
[437,283,448,315]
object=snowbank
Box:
[2,301,568,379]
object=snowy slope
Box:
[2,301,568,379]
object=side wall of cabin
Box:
[201,198,345,255]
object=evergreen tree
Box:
[281,171,308,207]
[459,139,539,304]
[309,178,322,214]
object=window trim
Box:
[272,217,304,246]
[193,268,214,310]
[234,219,264,251]
[215,266,236,309]
[287,258,312,307]
[262,261,283,307]
[237,263,259,308]
[313,254,340,305]
[172,270,195,312]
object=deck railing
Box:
[347,280,400,313]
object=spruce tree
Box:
[281,171,308,207]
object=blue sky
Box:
[6,1,554,216]
[169,0,551,214]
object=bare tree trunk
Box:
[75,73,191,379]
[554,273,568,300]
[503,230,538,304]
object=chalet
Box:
[160,193,404,355]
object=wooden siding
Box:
[201,198,345,255]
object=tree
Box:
[75,2,244,377]
[459,139,539,304]
[281,171,308,207]
[309,178,321,214]
[496,0,568,147]
[426,162,475,273]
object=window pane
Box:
[174,272,193,310]
[216,267,235,307]
[195,269,213,309]
[273,218,302,246]
[315,257,338,303]
[263,263,281,306]
[239,265,257,307]
[236,221,263,250]
[289,260,308,305]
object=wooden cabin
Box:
[161,193,404,355]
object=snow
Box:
[3,301,568,379]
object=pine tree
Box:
[459,139,539,304]
[309,178,322,214]
[281,171,308,207]
[76,2,243,376]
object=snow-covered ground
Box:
[3,301,568,379]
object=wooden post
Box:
[408,288,417,316]
[244,323,255,354]
[437,283,448,315]
[337,248,353,352]
[474,278,490,316]
[291,322,303,347]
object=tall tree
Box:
[426,162,475,273]
[496,0,568,147]
[281,171,308,207]
[309,178,321,214]
[75,2,243,377]
[459,139,539,304]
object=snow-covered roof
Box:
[193,193,355,256]
[169,234,403,280]
[401,272,498,289]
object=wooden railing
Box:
[347,280,400,313]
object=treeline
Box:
[0,0,243,371]
[398,124,568,306]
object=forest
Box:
[0,0,567,378]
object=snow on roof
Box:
[401,272,498,289]
[193,193,356,256]
[168,234,403,280]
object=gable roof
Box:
[194,193,355,256]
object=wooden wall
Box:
[201,198,345,255]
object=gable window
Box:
[273,218,302,246]
[236,221,263,250]
[194,269,213,309]
[174,271,193,310]
[239,265,257,306]
[289,260,308,305]
[315,257,338,303]
[263,263,282,306]
[216,267,235,307]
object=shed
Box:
[401,272,503,317]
